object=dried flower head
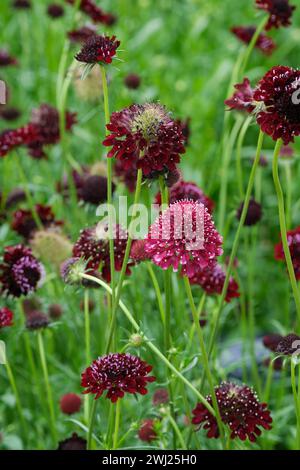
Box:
[192,382,272,442]
[30,228,73,269]
[256,0,296,30]
[73,64,103,102]
[231,26,276,55]
[81,353,156,402]
[103,103,186,177]
[75,34,120,65]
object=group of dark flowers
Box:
[1,0,300,450]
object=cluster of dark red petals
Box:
[138,419,158,442]
[225,78,255,114]
[254,66,300,144]
[256,0,296,30]
[189,263,240,303]
[47,3,65,18]
[0,307,14,328]
[11,204,62,239]
[75,34,120,64]
[231,26,276,55]
[81,353,156,402]
[192,382,272,442]
[274,226,300,279]
[276,333,300,356]
[68,25,97,44]
[0,245,43,298]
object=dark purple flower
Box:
[231,26,276,55]
[256,0,296,30]
[75,34,120,65]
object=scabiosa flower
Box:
[58,432,87,450]
[12,0,31,8]
[192,382,272,442]
[263,333,283,352]
[236,199,262,226]
[103,103,185,177]
[0,107,21,121]
[75,34,120,65]
[145,200,223,277]
[256,0,296,30]
[274,226,300,279]
[156,180,214,214]
[152,388,169,406]
[67,25,97,43]
[276,333,300,356]
[81,175,113,205]
[0,49,17,67]
[60,257,88,285]
[47,3,65,18]
[26,310,50,330]
[138,419,158,442]
[231,26,276,55]
[66,0,110,24]
[253,66,300,145]
[189,263,240,303]
[60,393,82,415]
[130,240,149,263]
[0,125,38,157]
[0,307,14,328]
[0,245,44,298]
[124,73,141,90]
[11,204,62,239]
[225,78,255,114]
[73,223,130,282]
[48,303,63,319]
[81,353,156,402]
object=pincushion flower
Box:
[274,226,300,279]
[47,4,65,18]
[75,34,120,65]
[103,103,186,177]
[0,307,14,329]
[58,433,86,450]
[0,107,21,121]
[155,180,214,213]
[231,26,276,55]
[276,333,300,356]
[145,200,223,277]
[11,204,62,239]
[26,310,50,330]
[138,419,158,442]
[60,393,82,415]
[0,125,38,157]
[225,78,255,114]
[189,263,240,303]
[253,66,300,144]
[66,0,113,25]
[81,353,156,402]
[0,245,44,298]
[263,333,283,352]
[256,0,296,30]
[124,73,141,90]
[72,223,130,282]
[236,199,262,226]
[192,382,272,442]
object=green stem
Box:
[80,273,215,416]
[146,262,165,326]
[37,331,57,443]
[15,155,42,229]
[183,276,225,447]
[87,399,97,450]
[167,411,187,450]
[84,290,91,424]
[285,163,292,230]
[5,361,27,436]
[239,15,268,77]
[236,115,253,198]
[113,400,121,450]
[105,168,143,353]
[272,139,300,329]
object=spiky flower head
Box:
[192,382,272,442]
[75,34,120,64]
[145,200,223,277]
[103,103,186,177]
[0,245,44,298]
[81,353,156,402]
[60,257,88,286]
[30,228,73,269]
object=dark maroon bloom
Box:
[165,167,181,188]
[189,263,240,303]
[192,382,272,442]
[103,13,117,26]
[47,3,65,18]
[67,25,97,44]
[48,303,63,319]
[75,34,120,65]
[0,50,17,67]
[231,26,276,55]
[60,393,82,415]
[175,117,191,145]
[81,353,156,402]
[130,240,149,263]
[0,125,38,157]
[66,0,109,24]
[0,307,14,328]
[0,107,21,121]
[254,66,300,145]
[274,226,300,279]
[81,175,113,205]
[256,0,296,30]
[236,199,262,226]
[263,333,283,352]
[124,74,141,90]
[73,223,130,282]
[152,388,169,406]
[145,200,223,277]
[225,78,255,114]
[58,433,86,450]
[103,103,186,177]
[156,180,214,214]
[12,0,31,8]
[26,310,50,330]
[11,204,62,239]
[138,419,158,442]
[0,245,44,298]
[276,333,300,356]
